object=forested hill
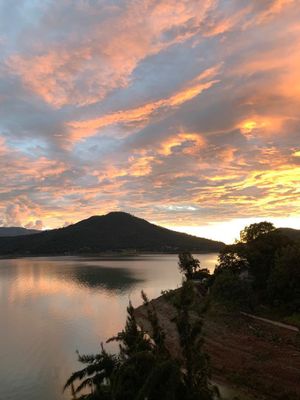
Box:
[277,227,300,242]
[0,227,40,237]
[0,212,224,256]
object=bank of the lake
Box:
[134,288,300,400]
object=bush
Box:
[210,270,253,310]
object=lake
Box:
[0,253,218,400]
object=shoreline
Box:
[0,250,219,259]
[134,287,300,400]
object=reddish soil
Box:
[135,293,300,400]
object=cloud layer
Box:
[0,0,299,239]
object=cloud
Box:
[67,66,220,141]
[25,220,44,230]
[5,0,217,107]
[0,0,300,238]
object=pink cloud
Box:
[67,66,220,141]
[6,0,217,107]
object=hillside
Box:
[0,227,40,237]
[277,227,300,242]
[0,212,224,256]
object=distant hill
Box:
[277,227,300,242]
[0,227,40,237]
[0,212,224,256]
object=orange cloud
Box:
[256,0,295,24]
[6,0,218,108]
[68,67,219,141]
[239,116,286,138]
[159,133,205,156]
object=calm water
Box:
[0,253,218,400]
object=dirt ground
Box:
[134,292,300,400]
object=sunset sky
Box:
[0,0,300,243]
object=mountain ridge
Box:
[0,227,40,237]
[0,212,225,256]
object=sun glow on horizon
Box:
[165,216,300,244]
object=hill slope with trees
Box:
[0,212,224,256]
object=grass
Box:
[283,313,300,329]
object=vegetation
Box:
[239,221,275,243]
[210,270,253,310]
[178,252,210,281]
[210,221,300,316]
[65,285,216,400]
[267,245,300,312]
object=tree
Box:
[175,281,216,400]
[64,291,215,400]
[267,245,300,312]
[63,345,118,399]
[214,243,248,275]
[243,230,292,293]
[178,252,209,281]
[214,224,293,301]
[210,270,253,310]
[240,221,275,243]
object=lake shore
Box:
[134,287,300,400]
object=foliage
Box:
[210,270,253,310]
[178,252,211,282]
[212,221,298,313]
[64,287,215,400]
[267,245,300,312]
[239,221,275,243]
[215,244,248,275]
[175,281,217,400]
[178,252,201,279]
[243,230,292,292]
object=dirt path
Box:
[240,311,299,332]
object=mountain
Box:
[0,212,224,256]
[0,227,40,237]
[277,227,300,242]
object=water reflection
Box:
[0,253,218,400]
[71,264,143,292]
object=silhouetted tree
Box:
[267,245,300,312]
[210,270,253,310]
[240,221,275,243]
[213,221,295,308]
[214,243,248,275]
[178,252,210,282]
[175,281,216,400]
[64,290,215,400]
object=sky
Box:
[0,0,300,243]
